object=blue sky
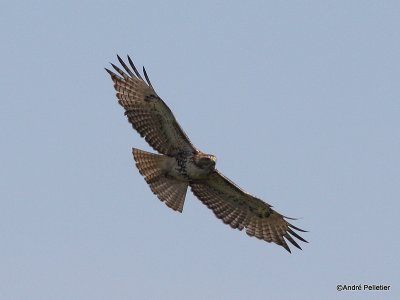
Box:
[1,1,399,299]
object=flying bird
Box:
[106,55,307,252]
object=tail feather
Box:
[132,148,188,212]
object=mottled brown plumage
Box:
[106,55,308,252]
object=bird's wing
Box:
[190,170,307,252]
[106,55,197,156]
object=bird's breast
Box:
[166,157,211,181]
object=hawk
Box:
[106,55,307,252]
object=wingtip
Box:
[142,66,153,88]
[283,242,304,253]
[283,245,292,253]
[105,67,113,75]
[288,223,308,233]
[117,54,129,65]
[126,55,144,80]
[127,55,134,65]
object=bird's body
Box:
[106,55,308,252]
[150,151,216,181]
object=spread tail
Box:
[132,148,188,212]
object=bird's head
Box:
[194,153,217,170]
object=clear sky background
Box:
[1,1,399,299]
